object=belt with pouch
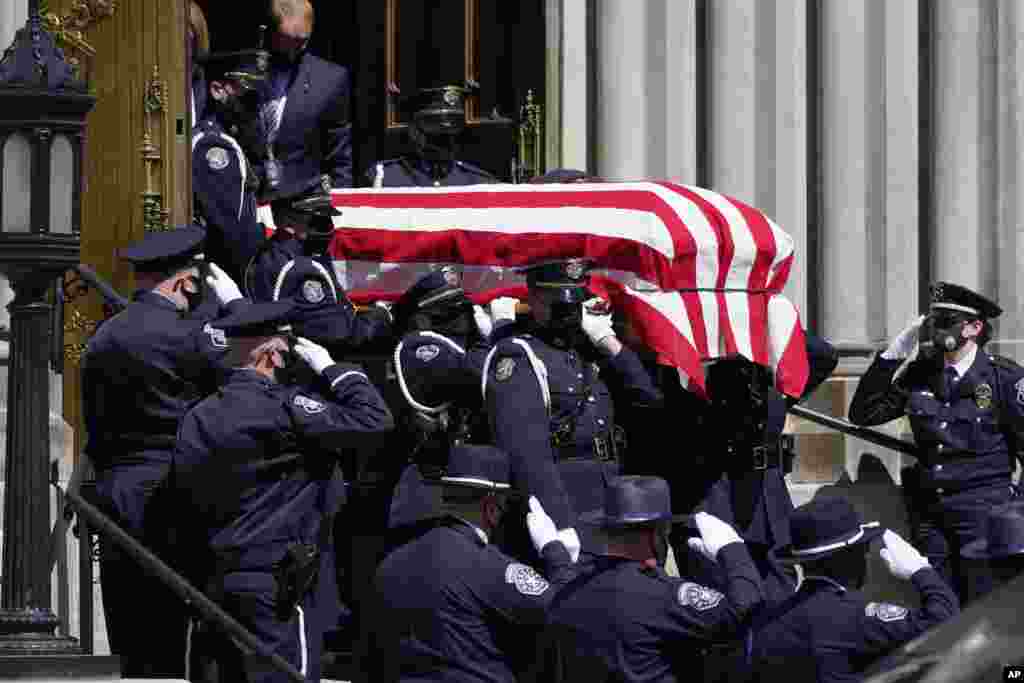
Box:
[733,437,793,471]
[554,426,627,464]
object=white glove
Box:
[205,262,244,305]
[472,305,493,338]
[489,297,519,325]
[687,511,743,562]
[880,529,930,580]
[373,301,394,323]
[881,315,926,360]
[580,297,615,346]
[526,496,560,554]
[293,336,334,375]
[557,527,582,563]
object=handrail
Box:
[63,486,305,683]
[788,404,917,456]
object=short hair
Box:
[189,2,210,59]
[269,0,314,32]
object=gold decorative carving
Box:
[40,0,117,84]
[516,90,543,183]
[141,65,171,233]
[62,307,94,366]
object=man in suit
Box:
[259,0,354,197]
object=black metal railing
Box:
[62,481,305,683]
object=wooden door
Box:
[45,0,190,460]
[198,0,547,184]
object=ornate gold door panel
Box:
[43,0,190,458]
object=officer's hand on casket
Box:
[293,336,334,375]
[205,262,244,305]
[687,511,744,562]
[880,529,931,580]
[881,315,926,361]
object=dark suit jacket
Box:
[263,52,353,191]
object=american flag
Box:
[258,181,809,397]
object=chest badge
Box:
[495,357,517,382]
[975,383,993,410]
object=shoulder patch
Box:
[202,323,227,349]
[495,357,517,382]
[505,563,550,596]
[865,602,908,622]
[677,582,724,611]
[301,278,326,304]
[293,394,326,414]
[206,146,230,171]
[415,344,441,362]
[1015,377,1024,405]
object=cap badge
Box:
[302,279,326,304]
[565,260,585,280]
[443,88,461,106]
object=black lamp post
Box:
[0,0,93,656]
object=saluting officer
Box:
[364,85,500,188]
[244,176,393,353]
[745,497,958,683]
[484,258,663,560]
[547,476,763,683]
[848,282,1024,605]
[81,225,247,677]
[356,447,579,683]
[192,47,271,285]
[172,300,394,683]
[386,267,518,528]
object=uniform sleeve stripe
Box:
[330,370,368,388]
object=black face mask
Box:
[653,525,670,568]
[409,124,459,164]
[218,90,268,160]
[919,312,975,361]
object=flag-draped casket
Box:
[258,181,809,397]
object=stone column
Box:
[932,0,998,294]
[560,0,589,171]
[660,0,698,183]
[0,1,28,52]
[594,0,649,179]
[995,0,1024,361]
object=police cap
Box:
[119,224,206,274]
[580,475,677,528]
[410,85,468,137]
[202,49,269,89]
[425,444,511,493]
[517,258,594,304]
[211,300,296,338]
[777,497,884,564]
[929,281,1002,320]
[397,266,466,314]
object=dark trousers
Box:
[96,462,188,678]
[197,571,320,683]
[905,479,1011,605]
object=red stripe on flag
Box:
[727,194,777,365]
[775,318,810,398]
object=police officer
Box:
[547,476,763,683]
[364,85,500,188]
[848,282,1024,604]
[961,500,1024,590]
[81,225,247,677]
[173,300,394,683]
[484,258,662,559]
[193,47,271,285]
[244,176,393,353]
[745,497,958,682]
[356,446,579,683]
[681,338,839,606]
[386,267,517,528]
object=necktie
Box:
[943,366,957,400]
